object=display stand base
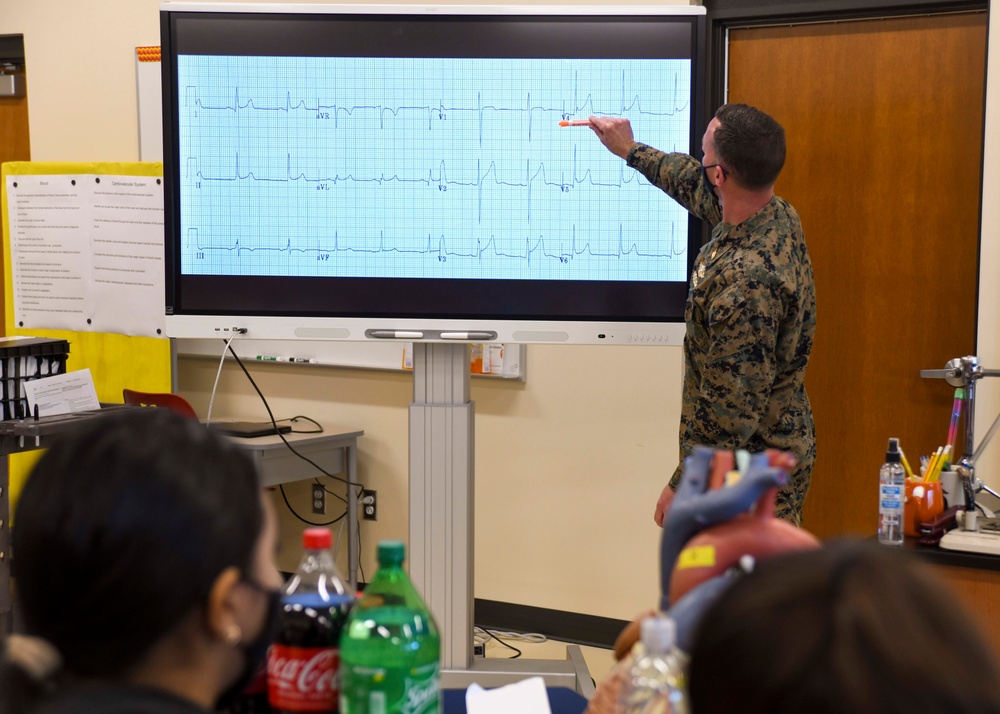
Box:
[441,644,595,698]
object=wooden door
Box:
[727,13,986,537]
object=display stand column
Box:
[407,342,594,695]
[409,342,475,671]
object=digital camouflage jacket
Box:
[627,144,817,525]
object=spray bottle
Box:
[878,437,906,545]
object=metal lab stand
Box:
[921,356,1000,530]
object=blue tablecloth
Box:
[443,686,588,714]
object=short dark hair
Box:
[11,408,263,678]
[688,539,1000,714]
[713,103,786,190]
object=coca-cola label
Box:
[268,644,341,712]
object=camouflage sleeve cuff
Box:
[626,142,658,169]
[667,460,684,491]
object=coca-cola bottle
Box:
[268,527,354,714]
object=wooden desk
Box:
[0,409,363,631]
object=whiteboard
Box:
[175,337,526,380]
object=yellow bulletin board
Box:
[1,161,172,505]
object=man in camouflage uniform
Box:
[588,104,816,526]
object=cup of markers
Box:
[904,479,944,537]
[899,387,964,535]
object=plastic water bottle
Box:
[878,437,906,545]
[339,541,441,714]
[267,527,355,714]
[618,615,689,714]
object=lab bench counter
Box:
[906,537,1000,661]
[908,535,1000,572]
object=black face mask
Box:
[215,586,282,712]
[700,163,718,197]
[701,162,731,201]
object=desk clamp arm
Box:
[920,355,1000,530]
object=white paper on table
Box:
[466,676,553,714]
[6,174,165,337]
[22,369,101,417]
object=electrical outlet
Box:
[473,642,485,657]
[312,484,326,514]
[362,489,377,520]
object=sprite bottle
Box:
[339,541,441,714]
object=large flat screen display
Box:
[161,3,706,344]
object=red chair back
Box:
[122,389,199,420]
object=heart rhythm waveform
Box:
[186,149,668,225]
[185,222,687,278]
[178,57,692,281]
[182,69,690,143]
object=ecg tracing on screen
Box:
[176,55,692,282]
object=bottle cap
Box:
[885,437,901,463]
[639,615,676,655]
[303,527,332,550]
[377,540,406,566]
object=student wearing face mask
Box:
[587,104,817,528]
[0,407,284,714]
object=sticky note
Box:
[677,545,716,570]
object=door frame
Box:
[703,0,988,123]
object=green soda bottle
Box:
[339,541,441,714]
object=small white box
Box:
[0,74,25,98]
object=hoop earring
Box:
[224,624,243,646]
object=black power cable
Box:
[222,340,367,526]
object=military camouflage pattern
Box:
[627,144,817,526]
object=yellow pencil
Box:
[898,446,915,480]
[923,446,943,483]
[929,445,951,482]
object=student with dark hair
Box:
[687,539,1000,714]
[587,103,816,528]
[0,407,283,714]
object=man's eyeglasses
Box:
[703,163,729,177]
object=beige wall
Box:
[1,0,694,621]
[179,345,682,617]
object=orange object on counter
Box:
[904,480,945,537]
